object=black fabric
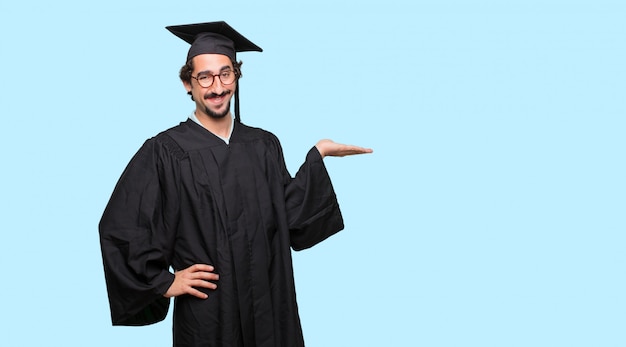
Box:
[166,21,263,62]
[99,119,344,347]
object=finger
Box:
[344,147,373,155]
[183,268,219,280]
[191,279,218,290]
[195,271,220,281]
[347,145,373,152]
[186,287,210,299]
[329,150,371,157]
[190,264,215,272]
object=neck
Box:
[195,110,233,138]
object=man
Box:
[99,21,372,347]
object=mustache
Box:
[204,90,232,99]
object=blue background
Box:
[1,0,624,346]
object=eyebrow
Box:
[197,66,233,75]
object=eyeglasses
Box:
[191,70,238,88]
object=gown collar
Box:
[188,111,235,144]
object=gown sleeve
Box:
[98,137,178,326]
[284,146,345,251]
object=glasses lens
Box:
[219,71,236,85]
[196,75,214,88]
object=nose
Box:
[211,75,228,94]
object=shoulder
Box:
[232,123,288,164]
[136,122,189,161]
[150,120,222,155]
[156,120,194,141]
[235,122,281,144]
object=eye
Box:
[220,71,232,78]
[197,74,210,81]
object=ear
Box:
[183,80,192,93]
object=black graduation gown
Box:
[99,120,344,347]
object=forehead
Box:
[192,53,233,72]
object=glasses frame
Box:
[191,69,239,88]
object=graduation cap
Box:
[166,21,263,122]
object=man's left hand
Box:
[315,139,373,159]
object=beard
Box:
[203,91,232,119]
[204,101,231,119]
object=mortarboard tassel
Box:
[234,85,241,123]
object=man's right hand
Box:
[164,264,219,299]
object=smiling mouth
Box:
[205,91,231,102]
